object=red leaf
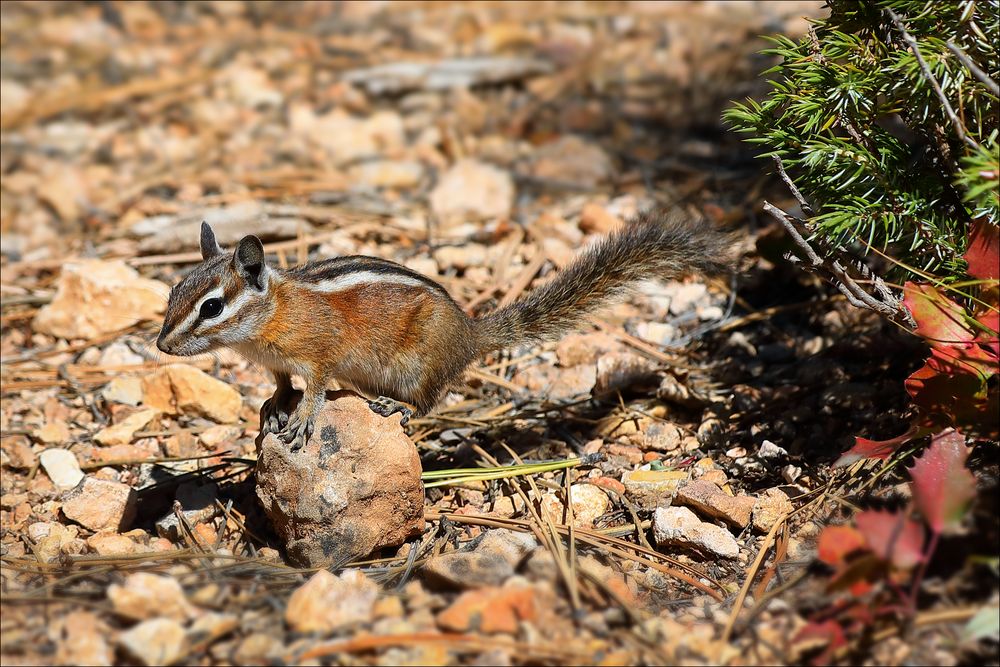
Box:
[905,349,998,433]
[826,554,884,595]
[817,525,867,565]
[930,339,999,378]
[965,218,999,281]
[976,308,999,359]
[843,602,877,625]
[903,283,976,348]
[907,430,977,535]
[834,424,927,467]
[978,309,1000,335]
[847,579,874,597]
[855,510,925,569]
[794,620,847,666]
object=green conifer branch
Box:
[725,0,999,321]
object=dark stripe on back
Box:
[286,256,450,296]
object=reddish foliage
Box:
[914,337,997,378]
[817,525,866,566]
[964,218,999,281]
[825,554,881,596]
[903,282,976,348]
[905,346,998,435]
[818,513,924,595]
[846,282,997,459]
[814,427,979,649]
[907,430,977,535]
[834,425,928,468]
[814,222,995,664]
[976,308,1000,359]
[854,510,924,569]
[817,525,883,597]
[794,620,847,666]
[899,282,995,423]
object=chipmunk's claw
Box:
[367,396,413,425]
[280,412,314,452]
[261,396,290,436]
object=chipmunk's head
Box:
[156,222,273,356]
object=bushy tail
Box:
[475,209,733,351]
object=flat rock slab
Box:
[62,477,137,532]
[421,528,537,589]
[255,391,424,567]
[653,505,739,560]
[674,479,756,529]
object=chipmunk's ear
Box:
[233,235,268,291]
[200,222,223,260]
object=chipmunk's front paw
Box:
[367,396,413,426]
[279,411,315,452]
[261,396,290,436]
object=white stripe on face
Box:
[174,287,256,337]
[303,271,429,293]
[172,287,224,337]
[211,290,253,326]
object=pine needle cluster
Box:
[726,0,998,283]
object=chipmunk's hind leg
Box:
[367,396,414,425]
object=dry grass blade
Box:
[464,367,526,393]
[0,68,211,130]
[1,329,144,365]
[421,456,587,489]
[590,318,700,369]
[715,295,844,332]
[721,511,790,642]
[80,450,227,471]
[497,250,548,308]
[752,519,790,602]
[127,231,343,267]
[491,440,582,613]
[2,549,312,604]
[564,464,579,612]
[460,442,578,613]
[425,511,725,601]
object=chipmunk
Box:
[156,211,731,450]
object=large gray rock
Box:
[255,392,424,567]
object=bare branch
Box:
[886,8,980,151]
[771,155,815,217]
[946,41,999,96]
[763,201,916,328]
[763,201,821,266]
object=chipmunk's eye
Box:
[199,298,224,319]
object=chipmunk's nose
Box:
[156,334,173,355]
